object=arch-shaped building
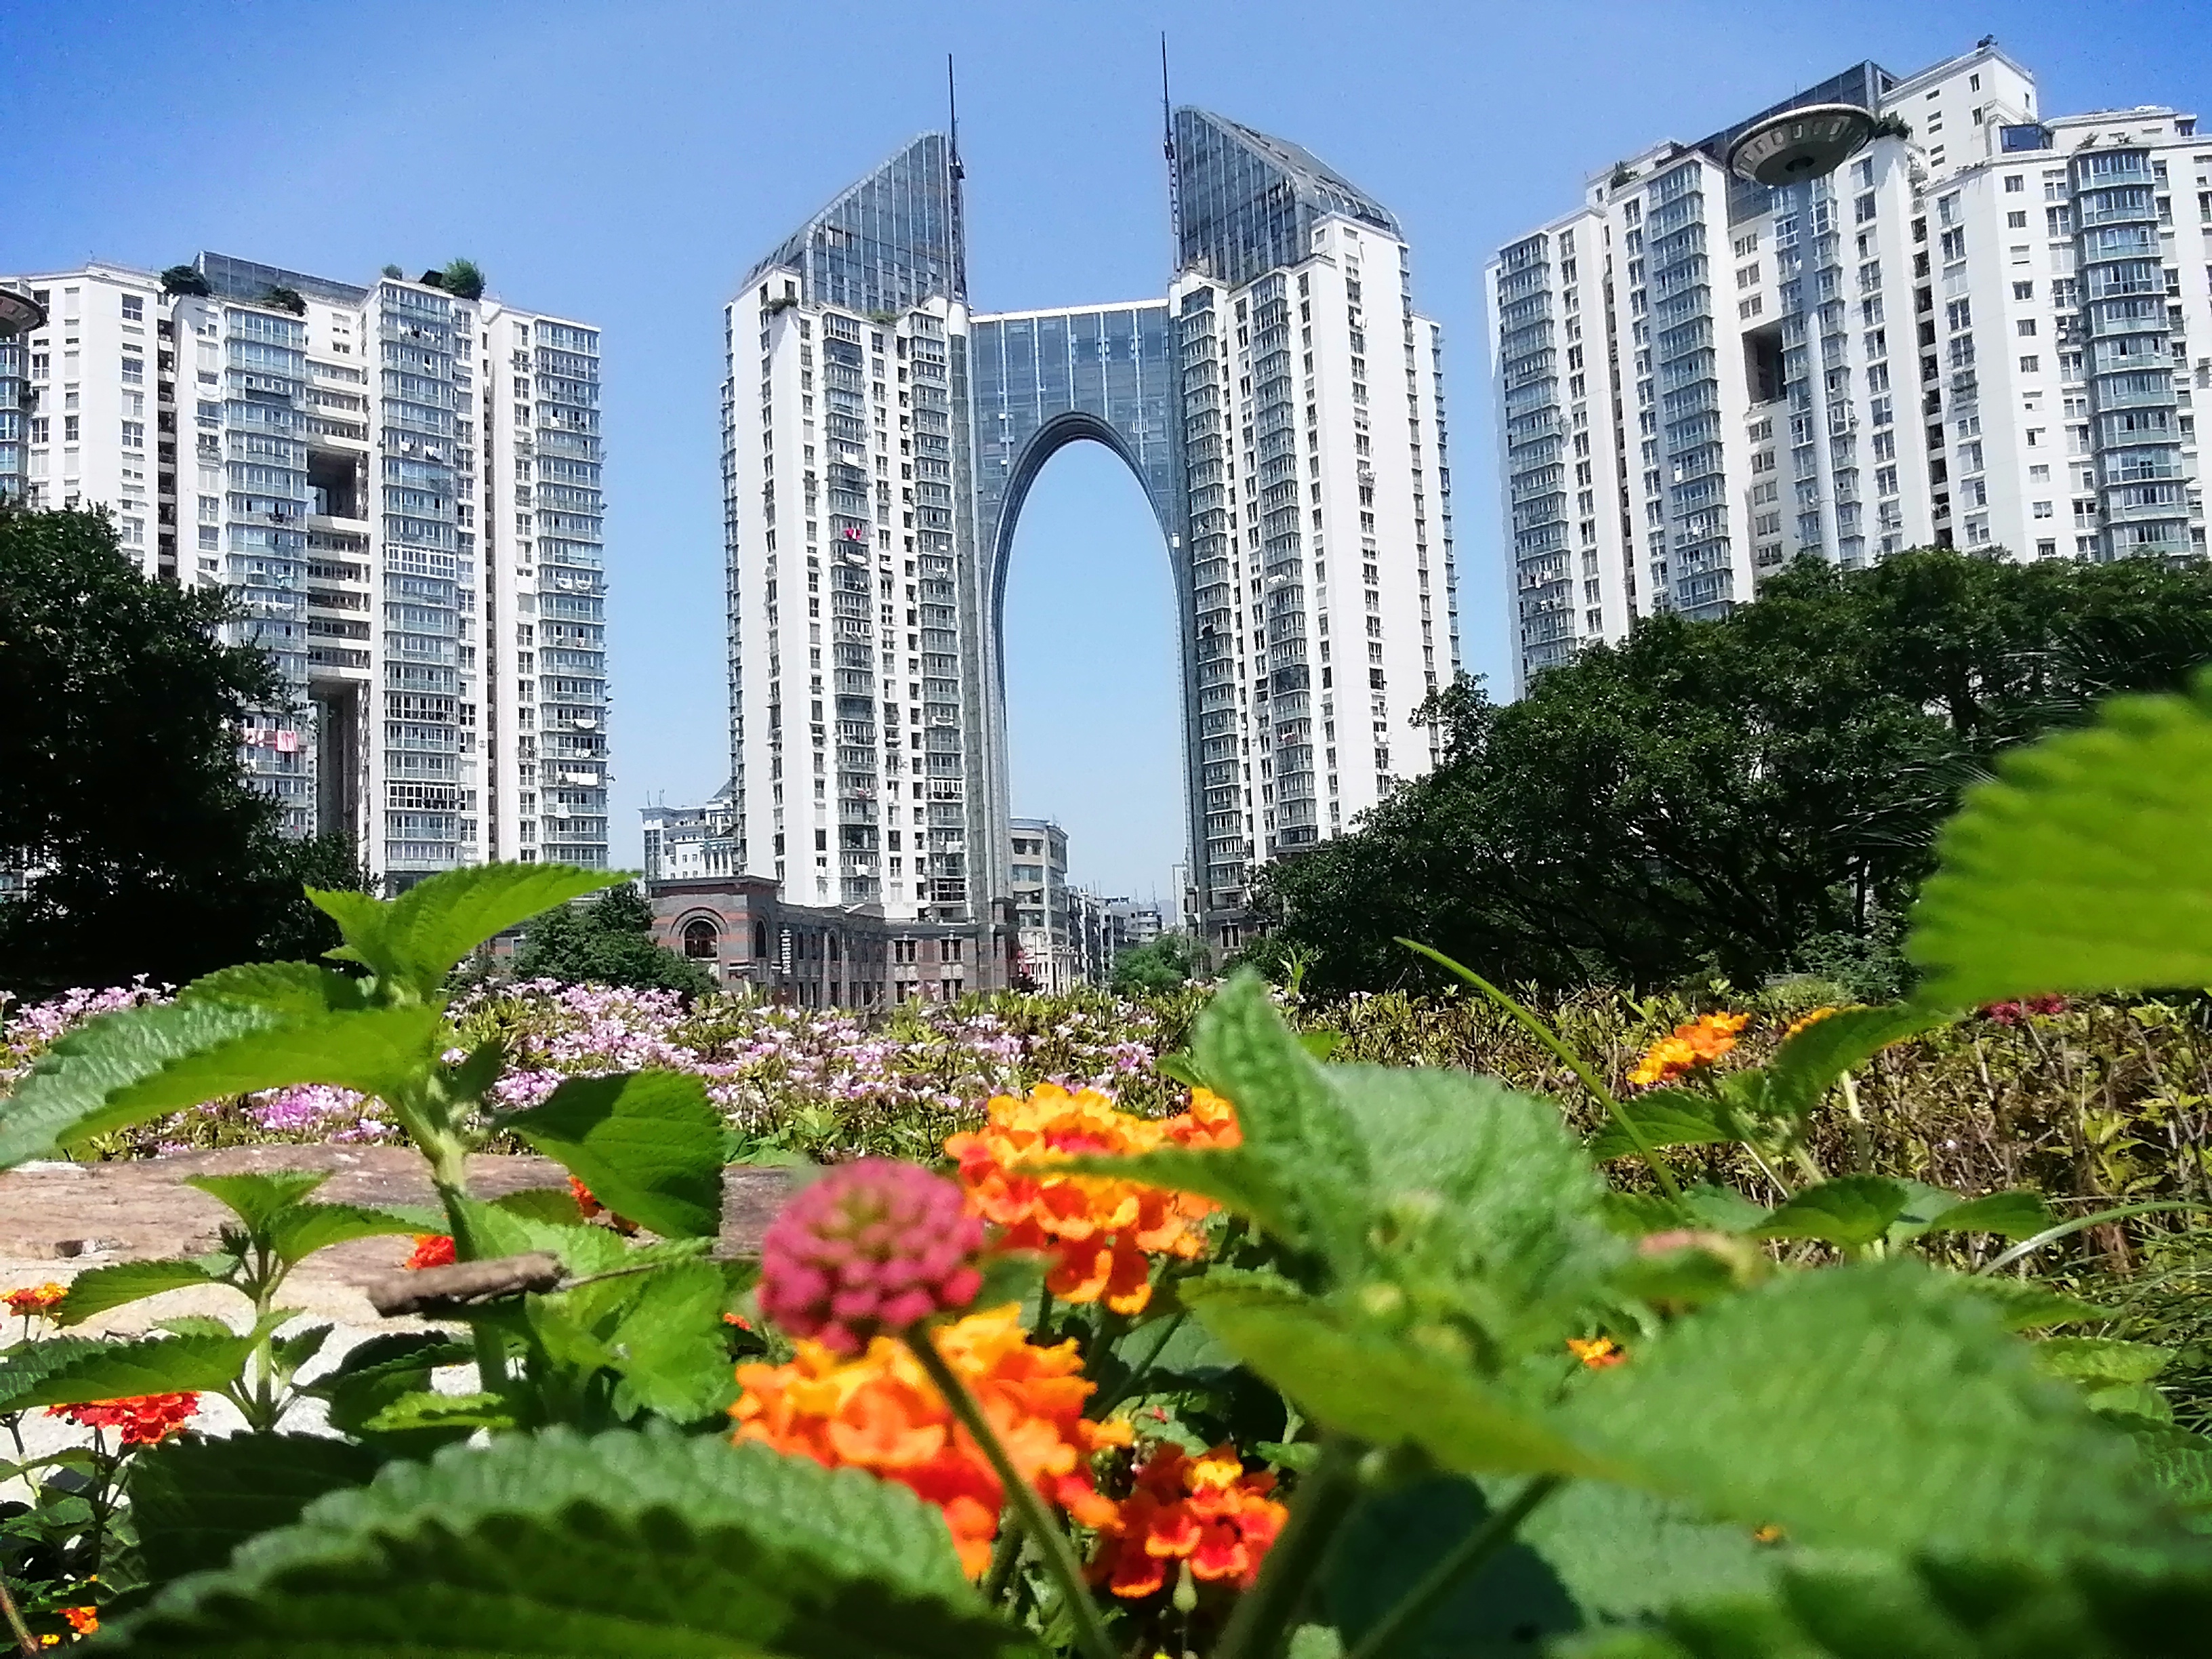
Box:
[720,110,1459,960]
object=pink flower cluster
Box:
[758,1158,984,1353]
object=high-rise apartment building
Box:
[724,112,1458,960]
[0,253,610,884]
[1488,42,2211,689]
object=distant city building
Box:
[0,253,610,884]
[1488,41,2212,691]
[642,784,739,881]
[1008,817,1084,992]
[722,106,1458,968]
[1106,896,1168,958]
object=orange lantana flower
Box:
[1567,1336,1626,1369]
[4,1283,68,1319]
[403,1234,456,1270]
[1627,1012,1750,1088]
[731,1304,1130,1577]
[945,1086,1240,1316]
[1091,1443,1288,1599]
[61,1608,98,1637]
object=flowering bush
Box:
[5,672,2212,1655]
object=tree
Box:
[1255,550,2212,997]
[1111,932,1206,995]
[0,507,350,994]
[258,286,306,316]
[159,264,211,298]
[508,882,715,996]
[439,258,486,300]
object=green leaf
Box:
[2122,1419,2212,1521]
[102,1005,446,1123]
[1589,1089,1742,1160]
[1736,1005,1952,1120]
[1183,1279,1615,1479]
[315,861,623,996]
[266,1202,426,1265]
[1324,1475,1775,1657]
[491,1185,589,1225]
[1300,1030,1345,1062]
[500,1069,725,1240]
[0,1337,119,1412]
[1908,672,2212,1006]
[180,962,369,1017]
[1153,1052,1208,1090]
[0,1000,285,1168]
[2031,1337,2173,1386]
[129,1433,382,1582]
[184,1170,333,1235]
[1749,1177,1912,1248]
[363,1390,520,1434]
[108,1428,1042,1658]
[4,1332,257,1408]
[1327,1065,1622,1353]
[300,1332,474,1450]
[1949,1277,2112,1331]
[1679,1183,1771,1233]
[52,1258,239,1328]
[1056,1146,1305,1244]
[1193,972,1374,1273]
[448,1192,636,1276]
[1915,1190,2057,1240]
[1559,1261,2165,1559]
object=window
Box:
[63,414,79,442]
[121,294,144,321]
[1940,229,1967,261]
[1946,298,1973,331]
[682,919,719,959]
[2020,354,2041,373]
[2007,211,2028,228]
[2033,500,2055,518]
[2013,281,2034,300]
[1853,159,1876,189]
[2005,174,2024,193]
[121,420,144,449]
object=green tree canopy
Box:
[1255,550,2212,997]
[508,883,714,996]
[0,508,367,994]
[1111,931,1206,995]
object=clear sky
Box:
[7,0,2209,899]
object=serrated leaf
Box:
[1300,1030,1344,1061]
[1324,1475,1775,1658]
[1559,1261,2163,1559]
[0,1000,286,1168]
[2122,1419,2212,1522]
[129,1433,382,1582]
[1183,1279,1614,1479]
[5,1332,256,1408]
[52,1258,239,1328]
[0,1337,119,1412]
[500,1069,724,1240]
[1908,673,2212,1006]
[364,1390,520,1433]
[266,1202,426,1265]
[1153,1052,1207,1089]
[1916,1190,2057,1240]
[1750,1177,1912,1248]
[1679,1183,1772,1233]
[315,862,623,996]
[1328,1065,1622,1353]
[1589,1089,1742,1160]
[2031,1337,2173,1386]
[180,962,369,1017]
[449,1193,635,1275]
[1736,1005,1952,1120]
[300,1331,475,1397]
[1193,972,1374,1274]
[103,1005,446,1123]
[106,1427,1042,1658]
[491,1185,588,1225]
[272,1323,333,1373]
[154,1315,240,1340]
[605,1261,737,1422]
[184,1170,333,1235]
[1949,1277,2112,1331]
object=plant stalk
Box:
[906,1328,1117,1659]
[1399,940,1686,1208]
[1094,1308,1187,1416]
[0,1573,40,1659]
[1214,1434,1364,1659]
[1345,1473,1565,1659]
[1977,1199,2212,1275]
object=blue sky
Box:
[8,0,2209,899]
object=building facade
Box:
[641,785,740,881]
[723,112,1459,962]
[0,253,610,884]
[1488,43,2211,689]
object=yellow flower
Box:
[1566,1336,1626,1369]
[1627,1012,1750,1088]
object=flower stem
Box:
[905,1328,1116,1659]
[1094,1308,1187,1416]
[1214,1434,1364,1659]
[1345,1473,1565,1659]
[1399,940,1686,1208]
[0,1572,39,1658]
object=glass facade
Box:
[1174,109,1399,291]
[744,134,965,315]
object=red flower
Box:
[569,1175,638,1235]
[46,1392,200,1447]
[404,1234,456,1270]
[1091,1443,1287,1599]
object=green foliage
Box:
[0,506,350,994]
[1908,669,2212,1007]
[438,258,486,299]
[500,1069,725,1239]
[504,879,715,995]
[128,1434,382,1582]
[4,1332,262,1408]
[1256,549,2212,995]
[159,263,212,296]
[1112,930,1208,994]
[316,860,624,999]
[51,1259,234,1326]
[107,1431,1042,1657]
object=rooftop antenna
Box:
[946,52,969,300]
[1161,33,1181,253]
[947,53,964,181]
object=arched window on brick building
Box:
[682,918,719,960]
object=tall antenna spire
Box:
[947,53,964,180]
[1161,33,1181,253]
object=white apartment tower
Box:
[1488,43,2211,689]
[0,253,610,885]
[724,112,1458,958]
